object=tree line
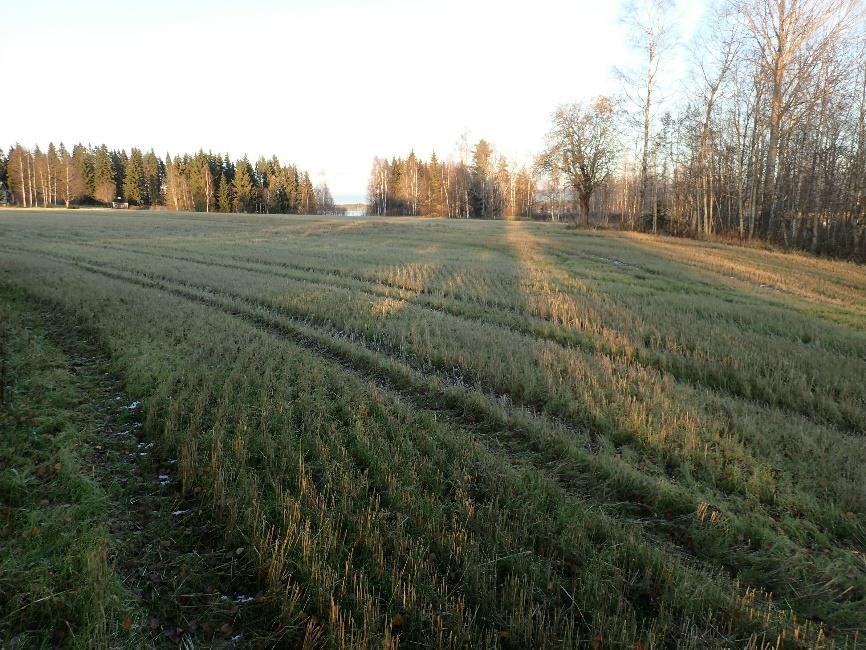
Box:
[368,0,866,260]
[0,144,339,215]
[367,142,537,219]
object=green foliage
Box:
[4,143,323,214]
[72,144,94,198]
[110,149,127,199]
[232,157,255,213]
[217,173,231,213]
[299,171,316,214]
[92,146,115,204]
[122,148,146,205]
[142,150,162,205]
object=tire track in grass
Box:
[12,242,866,517]
[55,240,866,433]
[7,245,865,631]
[2,245,855,519]
[4,254,765,646]
[10,256,788,644]
[16,291,290,648]
[7,243,864,505]
[6,246,702,543]
[13,236,866,426]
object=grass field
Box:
[1,209,865,648]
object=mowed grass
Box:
[1,209,864,648]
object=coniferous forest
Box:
[0,144,338,215]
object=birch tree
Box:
[736,0,860,237]
[621,0,676,225]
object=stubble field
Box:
[1,209,865,648]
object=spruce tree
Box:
[142,150,162,205]
[93,145,116,203]
[111,149,128,199]
[123,148,146,205]
[429,151,442,215]
[218,173,231,213]
[470,139,493,217]
[72,144,94,200]
[288,167,300,213]
[222,153,235,185]
[300,172,317,214]
[232,157,255,213]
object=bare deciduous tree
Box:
[736,0,861,236]
[620,0,676,226]
[538,96,620,226]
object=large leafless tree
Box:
[537,97,620,226]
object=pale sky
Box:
[2,0,707,203]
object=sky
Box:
[2,0,707,203]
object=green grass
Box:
[1,209,864,648]
[0,293,142,647]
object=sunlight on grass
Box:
[1,210,864,647]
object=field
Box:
[1,209,865,648]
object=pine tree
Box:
[123,148,146,205]
[389,158,404,215]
